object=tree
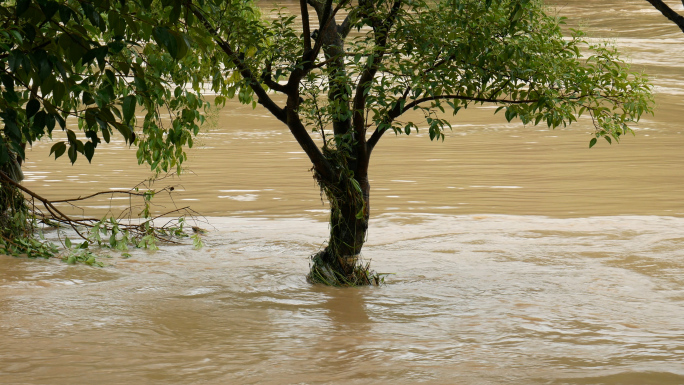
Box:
[1,0,653,284]
[1,0,208,255]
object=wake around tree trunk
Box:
[307,148,379,286]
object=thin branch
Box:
[50,189,152,203]
[367,94,547,153]
[261,61,290,93]
[354,0,403,170]
[1,171,204,246]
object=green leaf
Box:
[39,0,59,21]
[82,47,100,65]
[26,99,40,118]
[67,144,77,163]
[46,114,55,133]
[65,237,72,249]
[58,4,70,23]
[153,26,179,59]
[52,82,65,104]
[16,0,30,16]
[82,92,95,105]
[113,123,132,143]
[55,114,66,130]
[589,138,597,148]
[101,125,111,143]
[66,129,77,144]
[122,95,136,123]
[9,29,23,44]
[0,137,9,165]
[32,110,47,134]
[84,141,95,162]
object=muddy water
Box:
[2,0,684,383]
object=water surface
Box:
[2,1,684,383]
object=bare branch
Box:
[50,190,149,203]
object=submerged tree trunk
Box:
[307,149,377,286]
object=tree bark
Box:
[308,154,373,285]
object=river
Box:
[2,1,684,384]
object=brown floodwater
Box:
[2,0,684,383]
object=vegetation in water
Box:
[1,171,206,265]
[0,0,653,283]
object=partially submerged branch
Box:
[0,171,207,262]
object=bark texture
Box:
[307,148,376,286]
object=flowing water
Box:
[2,1,684,383]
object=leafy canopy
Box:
[0,0,653,177]
[0,0,214,173]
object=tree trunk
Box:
[303,5,379,285]
[1,155,28,240]
[307,153,377,286]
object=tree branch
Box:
[305,0,350,69]
[354,0,402,169]
[0,170,87,239]
[644,0,684,33]
[185,1,288,123]
[185,2,332,179]
[260,60,290,94]
[284,103,333,180]
[367,94,546,154]
[301,0,312,53]
[307,0,324,14]
[339,6,359,38]
[50,189,149,203]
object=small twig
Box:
[50,190,149,203]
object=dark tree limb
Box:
[353,0,403,173]
[301,0,312,53]
[305,0,351,68]
[260,61,290,94]
[339,6,360,38]
[644,0,684,33]
[306,0,324,14]
[0,170,87,239]
[185,1,288,123]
